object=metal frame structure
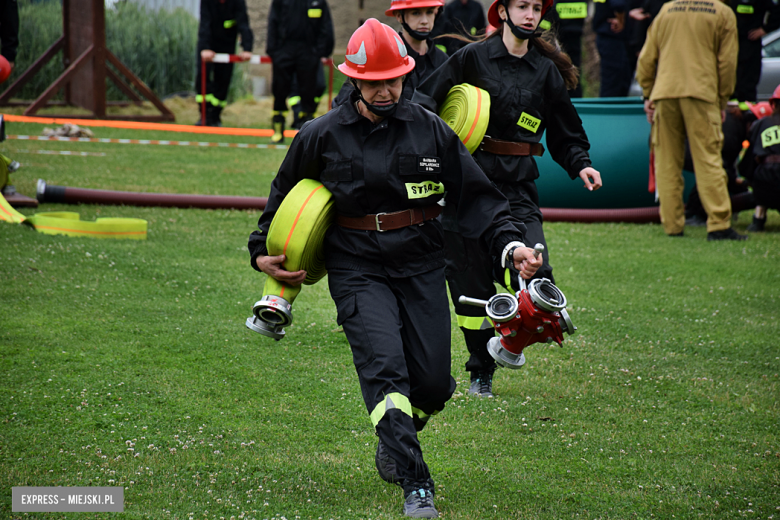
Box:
[0,0,174,122]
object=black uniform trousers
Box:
[596,34,632,98]
[328,267,456,482]
[195,54,234,123]
[560,31,583,98]
[445,180,553,374]
[271,41,321,114]
[734,38,762,102]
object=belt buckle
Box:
[375,212,387,232]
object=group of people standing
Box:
[249,0,602,517]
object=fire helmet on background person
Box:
[385,0,444,16]
[487,0,555,28]
[0,56,12,84]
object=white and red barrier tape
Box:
[7,135,289,151]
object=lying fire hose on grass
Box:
[439,84,491,154]
[246,179,335,340]
[0,189,148,239]
[459,244,576,369]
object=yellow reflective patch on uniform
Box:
[470,26,477,35]
[761,125,780,147]
[593,0,606,4]
[539,19,552,30]
[308,8,322,17]
[405,181,444,199]
[223,19,236,28]
[517,112,541,133]
[736,4,754,13]
[556,2,588,18]
[370,392,412,426]
[456,314,494,330]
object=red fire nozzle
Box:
[459,261,576,368]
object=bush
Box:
[8,1,249,103]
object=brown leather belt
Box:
[761,154,780,163]
[336,205,442,232]
[479,137,545,156]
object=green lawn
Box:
[1,121,779,519]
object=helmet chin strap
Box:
[501,1,542,40]
[350,78,401,118]
[401,12,432,43]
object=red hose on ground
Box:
[37,180,268,210]
[541,192,755,223]
[36,181,756,220]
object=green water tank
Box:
[536,97,695,209]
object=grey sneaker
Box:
[375,438,400,484]
[403,481,438,518]
[468,368,495,398]
[8,160,20,173]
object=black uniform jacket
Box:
[266,0,334,59]
[413,36,591,184]
[739,114,780,180]
[0,0,20,63]
[731,0,780,38]
[248,94,526,278]
[197,0,254,53]
[331,35,448,108]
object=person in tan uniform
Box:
[636,0,748,240]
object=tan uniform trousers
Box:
[652,97,732,234]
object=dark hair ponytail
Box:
[529,32,579,91]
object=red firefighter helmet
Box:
[0,55,11,84]
[338,18,416,81]
[385,0,444,16]
[487,0,554,28]
[747,101,773,119]
[771,84,780,101]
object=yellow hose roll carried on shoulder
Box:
[439,83,491,154]
[246,178,335,340]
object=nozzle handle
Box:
[518,243,545,292]
[458,296,489,308]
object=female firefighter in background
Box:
[413,0,602,398]
[332,0,448,107]
[248,19,542,519]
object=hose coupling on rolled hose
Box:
[246,295,294,340]
[458,244,577,369]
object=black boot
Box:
[747,215,766,232]
[207,105,223,127]
[271,114,285,144]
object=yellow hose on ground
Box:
[439,84,491,154]
[0,192,147,239]
[262,178,335,303]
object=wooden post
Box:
[0,0,174,122]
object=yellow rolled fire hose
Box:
[246,178,335,340]
[439,83,491,154]
[0,192,147,239]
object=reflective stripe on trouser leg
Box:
[370,392,413,426]
[327,268,454,481]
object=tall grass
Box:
[9,1,249,102]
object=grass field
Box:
[1,120,779,519]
